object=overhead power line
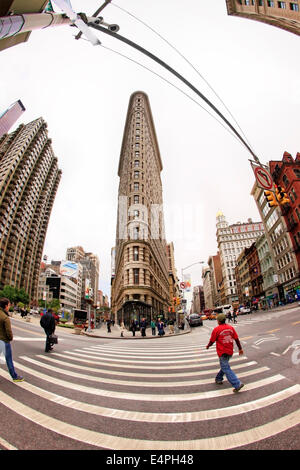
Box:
[111,1,253,151]
[87,21,260,163]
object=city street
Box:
[0,306,299,451]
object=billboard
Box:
[183,273,192,292]
[60,260,79,278]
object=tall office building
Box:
[0,117,62,301]
[216,211,264,304]
[226,0,300,36]
[0,100,25,138]
[111,91,170,325]
[66,246,99,309]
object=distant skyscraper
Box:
[111,91,170,325]
[0,117,62,301]
[0,100,25,138]
[225,0,300,36]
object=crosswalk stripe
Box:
[64,349,247,367]
[57,350,246,370]
[12,361,285,401]
[85,346,208,357]
[0,368,298,424]
[0,388,298,450]
[0,434,18,450]
[37,354,259,378]
[19,356,269,387]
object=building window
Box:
[134,195,139,204]
[134,182,139,191]
[278,1,286,6]
[293,169,300,178]
[283,174,290,187]
[134,210,139,219]
[134,160,139,167]
[290,2,299,10]
[267,0,275,5]
[133,246,139,261]
[134,171,139,179]
[133,268,139,284]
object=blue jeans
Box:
[215,354,241,388]
[0,340,18,379]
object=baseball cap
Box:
[217,313,226,322]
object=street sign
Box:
[251,162,274,190]
[180,282,186,289]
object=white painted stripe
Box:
[39,355,259,378]
[0,434,18,450]
[12,361,285,401]
[13,337,46,342]
[66,349,247,367]
[0,389,299,450]
[0,368,298,424]
[85,346,208,357]
[20,356,269,388]
[80,348,211,361]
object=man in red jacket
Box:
[206,313,244,392]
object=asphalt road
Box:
[0,307,299,453]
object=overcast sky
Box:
[1,1,300,297]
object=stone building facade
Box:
[226,0,300,36]
[111,92,170,326]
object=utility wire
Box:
[111,1,253,151]
[100,43,243,148]
[88,22,260,162]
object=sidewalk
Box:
[12,312,191,340]
[83,324,191,340]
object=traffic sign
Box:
[251,163,274,190]
[180,282,186,289]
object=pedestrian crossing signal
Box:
[264,190,278,207]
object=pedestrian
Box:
[120,321,125,337]
[140,317,147,337]
[0,298,24,382]
[206,313,244,392]
[151,319,156,336]
[40,308,56,352]
[168,319,175,334]
[227,311,233,322]
[233,309,237,323]
[130,319,136,337]
[157,319,165,337]
[107,319,111,333]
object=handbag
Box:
[49,334,58,344]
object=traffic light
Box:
[275,185,290,205]
[264,190,278,207]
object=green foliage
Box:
[0,285,29,305]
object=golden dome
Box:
[216,210,223,217]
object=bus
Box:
[212,304,233,318]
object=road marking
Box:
[62,350,247,369]
[0,435,18,450]
[12,361,285,401]
[254,336,279,346]
[267,329,280,333]
[0,389,298,450]
[13,337,46,342]
[0,368,298,424]
[19,356,269,388]
[292,321,300,326]
[240,336,253,340]
[270,352,281,357]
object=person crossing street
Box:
[206,313,244,392]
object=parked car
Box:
[238,306,252,315]
[188,314,203,327]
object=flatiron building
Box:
[0,117,62,302]
[111,91,170,325]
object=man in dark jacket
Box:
[0,297,24,381]
[40,309,56,352]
